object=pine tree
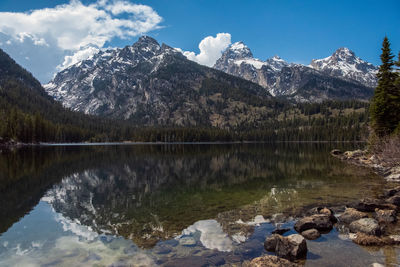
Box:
[370,36,398,136]
[394,51,400,132]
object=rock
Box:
[383,186,400,197]
[206,255,225,266]
[249,255,298,267]
[375,209,397,223]
[264,234,280,252]
[153,245,172,255]
[351,232,387,246]
[294,214,333,233]
[371,263,385,267]
[352,198,397,212]
[275,234,307,261]
[338,208,369,224]
[271,213,286,223]
[388,235,400,244]
[179,236,197,246]
[306,207,337,223]
[272,228,290,235]
[386,172,400,182]
[349,218,381,236]
[386,195,400,206]
[264,234,307,261]
[301,229,321,240]
[330,149,342,156]
[343,149,365,158]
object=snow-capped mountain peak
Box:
[224,41,253,60]
[309,47,377,87]
[265,55,289,71]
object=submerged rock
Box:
[350,232,400,246]
[294,214,333,233]
[264,234,307,261]
[352,198,397,212]
[249,255,298,267]
[338,208,368,224]
[349,218,381,236]
[351,232,388,246]
[179,236,197,246]
[375,209,397,223]
[301,229,320,240]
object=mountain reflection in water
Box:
[0,143,391,266]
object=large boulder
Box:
[338,208,368,224]
[349,218,381,236]
[264,234,308,261]
[301,229,320,240]
[264,234,280,252]
[249,255,298,267]
[275,234,307,261]
[294,214,333,233]
[375,209,397,223]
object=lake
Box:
[0,143,398,266]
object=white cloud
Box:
[59,46,100,70]
[181,33,231,67]
[0,0,163,83]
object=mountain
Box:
[214,42,289,90]
[273,64,374,102]
[309,47,378,88]
[0,48,124,143]
[214,43,375,102]
[45,36,275,128]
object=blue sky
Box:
[0,0,399,83]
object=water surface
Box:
[0,143,398,266]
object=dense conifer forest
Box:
[0,48,373,143]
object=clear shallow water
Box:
[0,143,398,266]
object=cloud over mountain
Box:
[180,33,232,67]
[0,0,163,83]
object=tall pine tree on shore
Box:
[370,36,399,136]
[394,52,400,132]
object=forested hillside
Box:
[0,48,115,143]
[0,48,370,143]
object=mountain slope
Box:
[274,65,374,102]
[45,36,276,128]
[214,43,375,102]
[0,48,120,143]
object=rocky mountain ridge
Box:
[213,42,376,102]
[309,47,378,88]
[45,36,274,128]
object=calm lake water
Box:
[0,143,398,266]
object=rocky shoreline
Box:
[331,149,400,182]
[247,149,400,266]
